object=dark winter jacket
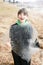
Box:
[9,21,40,62]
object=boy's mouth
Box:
[20,18,24,20]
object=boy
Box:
[10,8,40,65]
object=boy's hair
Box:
[18,8,28,16]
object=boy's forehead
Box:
[18,13,27,16]
[20,13,25,15]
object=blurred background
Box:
[0,0,43,65]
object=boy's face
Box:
[18,13,28,22]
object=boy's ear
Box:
[17,14,18,17]
[17,15,18,18]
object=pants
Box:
[11,50,31,65]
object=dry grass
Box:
[0,2,19,46]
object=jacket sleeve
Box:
[9,23,18,41]
[9,24,14,41]
[27,24,38,46]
